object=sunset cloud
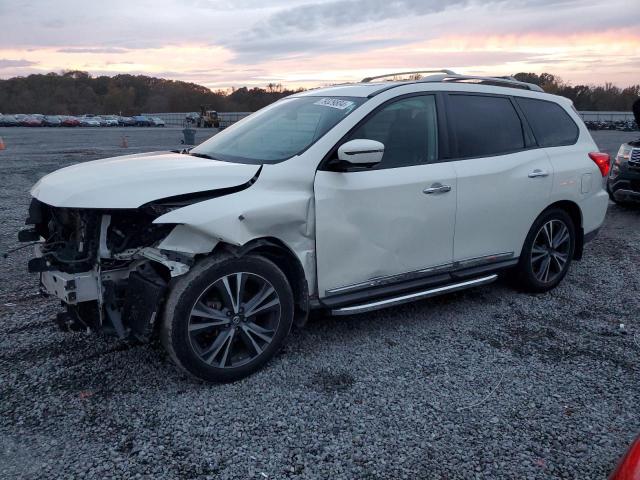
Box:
[0,0,638,88]
[0,59,39,69]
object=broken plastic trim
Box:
[140,247,190,277]
[140,166,262,215]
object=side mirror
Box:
[337,139,384,167]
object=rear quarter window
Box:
[515,97,578,147]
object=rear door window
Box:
[447,94,525,158]
[515,97,578,147]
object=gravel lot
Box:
[1,128,639,479]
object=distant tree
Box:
[62,70,92,81]
[266,83,283,93]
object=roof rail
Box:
[361,69,457,83]
[417,73,544,92]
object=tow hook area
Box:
[54,308,91,333]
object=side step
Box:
[331,274,498,316]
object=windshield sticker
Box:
[314,98,355,110]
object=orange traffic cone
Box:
[0,137,5,150]
[120,135,128,148]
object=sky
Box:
[0,0,638,90]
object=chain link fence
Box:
[578,111,635,122]
[142,112,252,128]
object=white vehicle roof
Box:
[293,83,388,98]
[291,70,571,104]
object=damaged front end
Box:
[20,198,191,341]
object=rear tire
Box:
[161,254,294,383]
[515,208,575,293]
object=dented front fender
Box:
[153,165,317,293]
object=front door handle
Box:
[423,183,452,195]
[528,169,549,178]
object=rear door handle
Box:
[423,183,452,194]
[528,169,549,178]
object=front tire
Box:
[515,208,575,293]
[161,254,294,382]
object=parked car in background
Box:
[21,115,43,127]
[185,112,199,125]
[100,115,120,127]
[79,116,101,127]
[585,120,638,132]
[118,116,136,127]
[607,100,640,206]
[150,117,166,127]
[133,115,152,127]
[60,116,80,127]
[21,70,610,382]
[43,115,62,127]
[0,114,19,126]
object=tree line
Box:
[513,73,639,111]
[0,71,300,115]
[0,70,637,115]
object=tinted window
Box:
[347,95,438,168]
[448,94,524,158]
[516,97,578,147]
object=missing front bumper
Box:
[40,266,168,342]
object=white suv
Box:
[22,70,609,382]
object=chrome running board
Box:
[330,274,498,316]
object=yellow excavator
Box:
[197,105,220,128]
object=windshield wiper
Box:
[189,152,217,160]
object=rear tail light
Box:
[609,435,640,480]
[589,152,611,177]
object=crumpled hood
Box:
[31,151,261,208]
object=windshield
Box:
[190,96,365,164]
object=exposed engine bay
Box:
[21,198,192,341]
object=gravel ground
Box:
[0,128,639,479]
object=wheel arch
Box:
[543,200,584,260]
[211,237,310,327]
